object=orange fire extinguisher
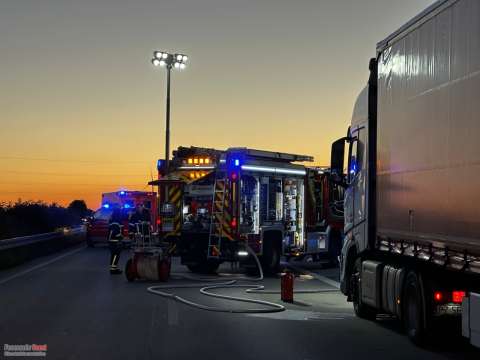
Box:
[281,271,294,303]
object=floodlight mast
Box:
[151,51,188,174]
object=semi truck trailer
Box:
[330,0,480,344]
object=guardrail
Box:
[0,226,86,269]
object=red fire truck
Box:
[286,167,345,265]
[151,146,345,274]
[86,190,157,247]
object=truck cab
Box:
[330,86,370,293]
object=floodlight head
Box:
[152,51,188,70]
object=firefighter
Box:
[129,203,151,235]
[108,204,125,274]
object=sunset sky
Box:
[0,0,434,209]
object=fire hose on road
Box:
[147,246,339,314]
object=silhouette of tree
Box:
[68,200,90,219]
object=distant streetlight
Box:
[151,51,188,173]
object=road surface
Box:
[0,245,478,359]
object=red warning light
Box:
[230,172,238,181]
[231,217,237,228]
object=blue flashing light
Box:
[234,159,240,167]
[119,190,126,196]
[157,159,164,171]
[123,203,131,209]
[103,204,110,209]
[349,161,357,175]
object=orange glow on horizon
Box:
[0,0,434,210]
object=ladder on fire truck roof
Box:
[226,148,314,163]
[207,173,227,259]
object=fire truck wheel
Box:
[187,261,219,274]
[125,259,136,282]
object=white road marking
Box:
[0,246,85,285]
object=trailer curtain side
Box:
[376,0,480,256]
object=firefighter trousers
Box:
[109,240,122,273]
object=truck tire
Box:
[403,271,426,345]
[187,260,219,274]
[261,238,280,275]
[351,258,377,320]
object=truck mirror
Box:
[330,138,348,186]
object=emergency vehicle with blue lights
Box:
[86,190,157,247]
[150,146,344,274]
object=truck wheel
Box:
[351,258,377,320]
[261,239,280,275]
[125,259,136,282]
[403,271,426,345]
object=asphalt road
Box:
[0,245,478,360]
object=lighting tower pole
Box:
[151,51,188,174]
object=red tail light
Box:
[433,290,466,304]
[156,218,162,225]
[434,291,443,303]
[452,291,466,304]
[231,217,237,228]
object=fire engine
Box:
[289,167,345,265]
[86,190,157,247]
[149,146,343,273]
